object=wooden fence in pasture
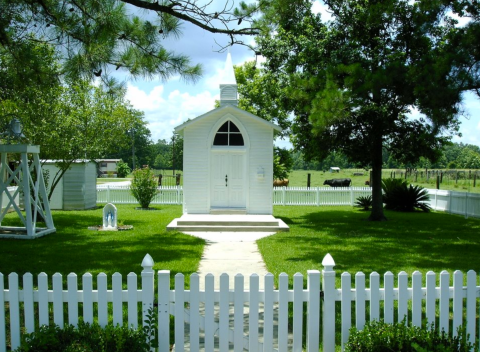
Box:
[2,254,480,352]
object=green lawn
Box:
[2,203,479,289]
[0,204,204,287]
[262,205,480,286]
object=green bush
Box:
[130,166,158,208]
[345,320,476,352]
[14,322,151,352]
[116,160,131,178]
[382,178,431,212]
[355,195,372,211]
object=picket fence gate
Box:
[2,254,480,352]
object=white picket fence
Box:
[272,186,372,206]
[2,254,480,352]
[96,185,183,205]
[428,189,480,218]
[95,186,480,217]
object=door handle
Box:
[225,174,228,187]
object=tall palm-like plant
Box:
[382,178,431,212]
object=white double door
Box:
[211,151,246,208]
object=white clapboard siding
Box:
[3,254,480,352]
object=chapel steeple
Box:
[219,51,238,107]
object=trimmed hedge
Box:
[14,322,153,352]
[345,320,476,352]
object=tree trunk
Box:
[368,135,387,221]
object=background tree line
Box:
[289,143,480,171]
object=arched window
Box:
[213,121,244,146]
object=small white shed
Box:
[175,53,281,215]
[42,160,97,210]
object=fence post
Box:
[158,270,170,352]
[107,185,110,203]
[322,254,336,352]
[307,270,320,352]
[282,186,286,206]
[141,254,155,330]
[465,192,468,219]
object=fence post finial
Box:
[322,253,335,271]
[141,253,154,271]
[322,253,336,352]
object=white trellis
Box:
[0,144,55,239]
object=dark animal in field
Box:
[273,179,289,187]
[365,180,370,186]
[353,172,364,176]
[323,178,351,187]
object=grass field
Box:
[260,205,480,286]
[287,169,480,193]
[0,204,203,287]
[4,202,478,288]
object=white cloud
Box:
[311,0,332,22]
[125,84,166,112]
[126,83,217,143]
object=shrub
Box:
[116,160,131,178]
[355,195,372,211]
[345,320,476,352]
[382,178,431,212]
[130,167,158,208]
[14,321,151,352]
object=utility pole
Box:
[172,135,175,176]
[131,128,136,170]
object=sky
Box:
[124,1,480,149]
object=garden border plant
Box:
[130,166,158,209]
[345,319,477,352]
[14,307,158,352]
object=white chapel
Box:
[167,52,288,232]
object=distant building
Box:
[330,167,341,173]
[96,159,121,177]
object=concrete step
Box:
[172,225,288,232]
[167,214,290,233]
[177,220,279,226]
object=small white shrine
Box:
[102,203,117,231]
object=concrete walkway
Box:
[185,231,276,290]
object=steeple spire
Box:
[219,50,238,106]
